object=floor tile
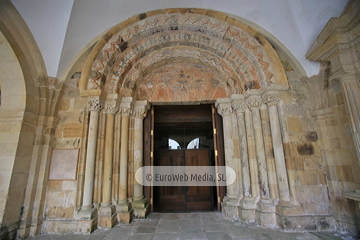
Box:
[206,232,233,240]
[180,230,208,240]
[153,233,179,240]
[135,226,156,234]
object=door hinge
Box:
[150,152,153,158]
[215,150,218,157]
[212,107,215,114]
[213,128,217,135]
[151,130,153,136]
[218,197,221,203]
[150,198,153,205]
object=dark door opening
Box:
[143,104,226,212]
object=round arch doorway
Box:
[143,104,226,212]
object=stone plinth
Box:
[98,204,117,228]
[239,197,257,222]
[116,201,133,224]
[256,199,276,227]
[73,207,98,234]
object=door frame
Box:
[143,104,226,212]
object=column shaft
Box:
[251,108,269,199]
[260,107,279,200]
[245,109,260,197]
[268,104,291,202]
[237,111,251,197]
[222,113,237,198]
[102,114,115,204]
[133,116,144,200]
[119,115,129,201]
[83,110,100,208]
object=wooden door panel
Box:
[185,149,212,211]
[158,150,186,211]
[157,149,214,211]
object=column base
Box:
[222,196,240,218]
[17,220,31,239]
[116,201,133,223]
[98,203,117,228]
[256,199,276,227]
[238,196,257,222]
[132,198,150,219]
[74,207,98,234]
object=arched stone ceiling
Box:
[79,10,287,100]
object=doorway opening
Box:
[143,104,226,212]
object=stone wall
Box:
[42,76,84,233]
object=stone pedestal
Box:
[239,197,257,222]
[132,197,150,218]
[74,207,98,234]
[256,199,276,227]
[222,195,240,218]
[98,203,117,228]
[116,201,133,223]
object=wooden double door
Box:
[156,149,213,212]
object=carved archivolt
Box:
[79,10,288,101]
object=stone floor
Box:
[27,212,356,240]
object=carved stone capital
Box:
[87,96,104,111]
[133,100,150,119]
[232,100,247,113]
[215,98,232,116]
[119,97,135,116]
[217,104,233,116]
[246,95,262,110]
[262,91,280,106]
[104,100,119,114]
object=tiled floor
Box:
[27,212,356,240]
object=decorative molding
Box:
[78,10,288,97]
[87,96,105,111]
[306,1,360,62]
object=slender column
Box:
[247,95,269,199]
[263,92,291,203]
[116,97,134,223]
[216,98,240,218]
[73,97,103,233]
[98,95,119,228]
[215,99,237,200]
[113,112,121,203]
[132,101,150,218]
[82,97,103,210]
[232,97,251,197]
[260,106,279,200]
[231,110,243,199]
[245,108,260,198]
